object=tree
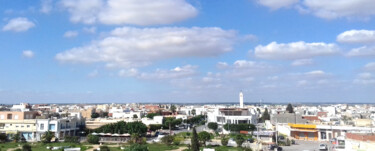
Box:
[0,133,7,142]
[207,122,218,131]
[286,103,294,113]
[12,132,20,143]
[41,131,54,143]
[221,137,229,146]
[126,122,147,135]
[22,144,32,151]
[235,134,245,148]
[198,131,211,147]
[133,114,138,119]
[260,108,270,122]
[191,127,200,151]
[170,105,176,114]
[161,135,174,146]
[130,133,141,144]
[91,113,99,118]
[191,109,196,116]
[148,124,162,131]
[146,113,159,119]
[223,123,256,132]
[87,134,99,144]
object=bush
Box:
[221,137,229,146]
[161,135,174,146]
[235,134,245,147]
[207,122,218,131]
[126,144,148,151]
[87,134,99,144]
[198,131,211,146]
[149,124,162,132]
[22,144,32,151]
[99,146,110,151]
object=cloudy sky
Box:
[1,0,375,104]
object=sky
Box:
[0,0,375,104]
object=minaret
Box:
[239,91,244,108]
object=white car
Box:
[227,138,237,147]
[319,144,328,150]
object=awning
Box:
[291,129,318,132]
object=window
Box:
[27,125,30,128]
[40,124,44,130]
[21,125,24,128]
[7,114,12,119]
[49,124,56,131]
[14,115,19,120]
[0,123,4,129]
[0,115,4,120]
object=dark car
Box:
[247,138,254,143]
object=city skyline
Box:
[1,0,375,103]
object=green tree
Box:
[198,131,211,147]
[146,113,159,119]
[207,122,218,131]
[148,124,162,131]
[12,132,20,143]
[87,134,99,144]
[130,133,140,144]
[91,113,99,118]
[133,114,138,119]
[126,122,147,135]
[161,135,174,146]
[191,109,196,116]
[22,144,32,151]
[191,127,200,151]
[41,131,54,143]
[223,123,256,132]
[260,108,270,122]
[286,103,294,113]
[235,134,245,148]
[170,105,176,114]
[221,137,229,146]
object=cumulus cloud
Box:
[137,65,197,80]
[337,30,375,44]
[291,59,314,66]
[218,60,276,78]
[83,27,96,34]
[364,62,375,71]
[256,0,299,10]
[254,41,339,60]
[22,50,34,58]
[346,46,375,57]
[63,30,78,38]
[2,17,35,32]
[354,72,375,85]
[40,0,53,14]
[56,26,237,68]
[60,0,198,25]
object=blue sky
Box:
[1,0,375,104]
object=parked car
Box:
[319,144,328,150]
[227,138,237,147]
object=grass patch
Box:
[147,144,179,151]
[0,142,20,150]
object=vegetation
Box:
[207,122,218,131]
[125,144,148,151]
[87,134,100,144]
[95,121,147,135]
[198,131,211,147]
[191,127,200,151]
[22,144,32,151]
[234,134,245,148]
[185,115,205,125]
[286,103,294,113]
[133,114,138,119]
[163,117,182,130]
[0,133,6,142]
[12,133,20,143]
[91,113,99,118]
[64,136,79,143]
[148,124,162,131]
[191,109,196,116]
[223,123,255,132]
[221,137,229,146]
[100,145,110,151]
[170,105,176,114]
[161,135,174,146]
[146,113,160,119]
[41,131,54,143]
[260,108,270,122]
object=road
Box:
[280,140,333,151]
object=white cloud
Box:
[83,27,96,34]
[337,30,375,44]
[63,30,79,38]
[304,70,327,77]
[118,68,138,77]
[291,59,313,66]
[346,46,375,57]
[254,41,339,60]
[303,0,375,20]
[364,62,375,71]
[56,26,237,68]
[354,72,375,85]
[88,70,99,77]
[256,0,299,10]
[137,65,197,80]
[218,60,276,78]
[2,17,35,32]
[60,0,198,25]
[40,0,53,14]
[22,50,34,58]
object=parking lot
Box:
[281,140,333,151]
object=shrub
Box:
[235,134,245,148]
[22,144,32,151]
[161,135,174,146]
[221,137,229,146]
[207,122,218,131]
[87,134,99,144]
[99,146,110,151]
